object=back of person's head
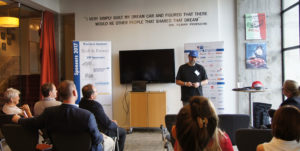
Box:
[283,80,300,97]
[176,96,219,151]
[82,84,94,99]
[58,80,76,101]
[272,105,300,142]
[41,83,54,97]
[4,88,20,103]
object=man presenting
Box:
[12,80,103,151]
[176,50,208,105]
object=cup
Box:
[237,82,244,88]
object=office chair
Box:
[0,129,5,151]
[107,127,119,151]
[50,132,92,151]
[218,114,250,145]
[161,114,177,151]
[1,124,39,151]
[236,128,272,151]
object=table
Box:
[232,88,265,127]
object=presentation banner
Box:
[73,41,112,118]
[184,41,225,113]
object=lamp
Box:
[0,2,20,28]
[0,16,19,27]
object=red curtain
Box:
[40,11,58,97]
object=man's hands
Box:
[20,104,33,118]
[12,114,21,123]
[185,82,200,88]
[112,120,118,125]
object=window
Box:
[281,0,300,85]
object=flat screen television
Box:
[119,49,175,84]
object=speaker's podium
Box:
[129,89,166,130]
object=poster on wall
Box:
[184,41,225,113]
[246,43,267,69]
[245,13,266,40]
[73,41,113,118]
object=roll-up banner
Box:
[184,41,225,113]
[73,41,112,118]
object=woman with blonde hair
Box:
[2,88,32,118]
[281,80,300,108]
[269,80,300,118]
[172,96,233,151]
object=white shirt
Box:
[34,97,62,116]
[263,137,300,151]
[2,104,23,115]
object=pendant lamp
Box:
[0,16,19,27]
[0,1,20,28]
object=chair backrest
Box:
[218,114,250,145]
[235,128,273,151]
[253,102,272,128]
[50,132,92,151]
[165,114,177,146]
[1,124,39,151]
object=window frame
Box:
[281,0,300,101]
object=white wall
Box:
[17,0,60,13]
[218,0,237,113]
[26,0,237,127]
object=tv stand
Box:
[129,91,166,129]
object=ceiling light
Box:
[0,1,7,6]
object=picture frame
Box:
[2,42,6,51]
[1,32,5,40]
[246,43,267,69]
[7,38,11,45]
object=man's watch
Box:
[184,82,186,86]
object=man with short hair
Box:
[12,80,103,151]
[176,50,208,106]
[79,84,127,151]
[34,83,61,116]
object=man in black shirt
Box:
[79,84,126,151]
[176,50,208,105]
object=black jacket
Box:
[79,98,117,134]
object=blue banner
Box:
[73,41,81,104]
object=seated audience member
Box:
[2,88,32,118]
[269,80,300,118]
[257,105,300,151]
[34,83,61,116]
[12,80,104,151]
[79,84,126,151]
[172,96,233,151]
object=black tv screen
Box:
[119,49,175,84]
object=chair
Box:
[161,114,177,151]
[1,124,39,151]
[109,127,119,151]
[50,132,92,151]
[0,129,5,151]
[218,114,250,145]
[253,102,272,128]
[235,128,273,151]
[0,114,14,151]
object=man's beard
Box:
[189,60,195,66]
